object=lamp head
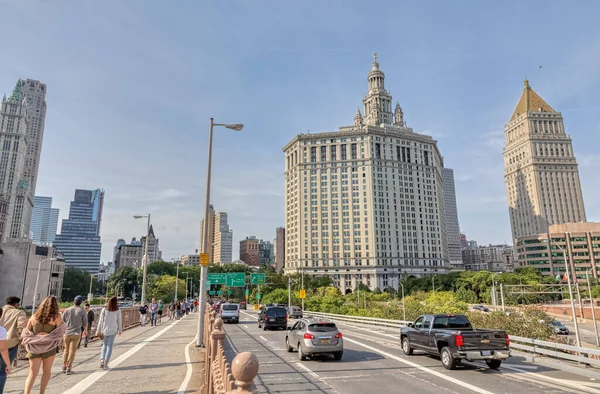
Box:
[225,123,244,131]
[133,215,144,219]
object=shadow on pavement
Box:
[303,348,384,363]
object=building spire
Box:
[7,79,23,103]
[394,102,404,126]
[363,52,393,125]
[372,52,379,71]
[510,79,555,121]
[354,107,363,126]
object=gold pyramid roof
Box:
[510,79,555,121]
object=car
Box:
[286,318,343,361]
[550,320,569,335]
[288,306,303,319]
[472,305,490,312]
[239,301,247,310]
[258,306,287,330]
[220,303,240,324]
[401,314,510,370]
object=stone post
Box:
[209,318,225,394]
[227,352,259,394]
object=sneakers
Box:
[62,364,67,372]
[100,360,104,369]
[103,364,109,370]
[65,368,72,375]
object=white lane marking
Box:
[244,325,249,328]
[259,336,268,342]
[501,364,600,393]
[343,336,494,394]
[224,331,237,353]
[177,334,198,394]
[241,311,257,320]
[294,362,320,378]
[62,318,184,394]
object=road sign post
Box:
[226,272,246,287]
[200,253,209,266]
[207,273,227,285]
[299,289,306,299]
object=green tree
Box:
[62,267,97,301]
[455,288,479,304]
[107,267,139,298]
[147,260,177,276]
[148,275,185,302]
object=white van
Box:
[220,303,240,324]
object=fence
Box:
[304,310,600,367]
[17,306,141,361]
[201,306,259,394]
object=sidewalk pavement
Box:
[3,313,204,394]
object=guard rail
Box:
[304,310,600,367]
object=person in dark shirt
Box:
[78,304,95,349]
[139,303,148,327]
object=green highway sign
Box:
[227,272,246,287]
[209,291,216,296]
[251,273,266,285]
[245,289,249,296]
[227,290,232,295]
[257,294,261,300]
[217,291,223,296]
[207,273,227,285]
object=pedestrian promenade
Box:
[3,314,202,394]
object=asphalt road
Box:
[223,310,600,394]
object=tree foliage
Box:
[62,267,97,301]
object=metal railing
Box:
[304,310,600,367]
[201,306,259,394]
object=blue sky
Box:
[1,1,599,262]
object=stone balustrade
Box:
[201,305,259,394]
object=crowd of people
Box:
[0,294,204,393]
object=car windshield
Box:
[551,321,563,326]
[266,307,286,317]
[308,323,337,332]
[432,316,472,329]
[222,305,238,311]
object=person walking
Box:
[184,300,190,315]
[78,304,94,349]
[139,302,148,327]
[157,301,164,324]
[175,301,182,319]
[167,302,174,321]
[61,296,87,375]
[95,296,122,370]
[0,297,27,386]
[149,299,159,327]
[21,296,65,394]
[0,307,13,394]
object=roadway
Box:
[2,313,201,394]
[223,310,600,394]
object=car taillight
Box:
[455,334,464,347]
[505,334,510,347]
[265,315,269,320]
[335,332,343,338]
[304,333,315,339]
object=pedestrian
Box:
[95,296,122,370]
[21,296,65,394]
[149,298,159,327]
[157,300,164,324]
[0,296,27,388]
[194,299,199,312]
[78,304,94,349]
[167,302,174,321]
[61,296,87,375]
[184,300,190,315]
[175,301,182,319]
[139,302,148,326]
[0,307,13,394]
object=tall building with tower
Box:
[200,206,233,265]
[20,79,47,197]
[274,227,285,272]
[441,168,463,268]
[283,53,449,292]
[504,80,586,244]
[31,196,59,245]
[54,189,104,273]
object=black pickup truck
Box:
[400,314,510,370]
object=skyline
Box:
[1,1,599,264]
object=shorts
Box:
[26,347,58,360]
[158,310,163,316]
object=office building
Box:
[213,212,233,264]
[181,254,200,266]
[461,241,515,272]
[259,240,274,267]
[98,261,115,281]
[140,225,162,263]
[20,79,47,197]
[54,189,104,273]
[274,227,285,272]
[441,168,463,268]
[504,80,586,245]
[114,239,143,270]
[0,81,33,241]
[460,233,468,249]
[31,196,59,245]
[113,238,126,262]
[199,206,233,265]
[283,53,449,292]
[240,236,260,267]
[517,222,600,282]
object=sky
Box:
[1,1,599,263]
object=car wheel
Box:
[441,347,457,370]
[298,343,307,361]
[486,360,501,369]
[402,337,414,355]
[333,351,343,361]
[286,337,294,352]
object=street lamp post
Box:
[491,272,501,307]
[556,243,581,347]
[186,273,189,300]
[32,258,57,314]
[88,274,99,302]
[432,275,436,294]
[391,276,406,322]
[171,258,180,301]
[197,118,244,347]
[134,214,151,303]
[587,268,600,346]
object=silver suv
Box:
[220,303,240,324]
[285,318,343,360]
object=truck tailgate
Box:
[461,330,507,350]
